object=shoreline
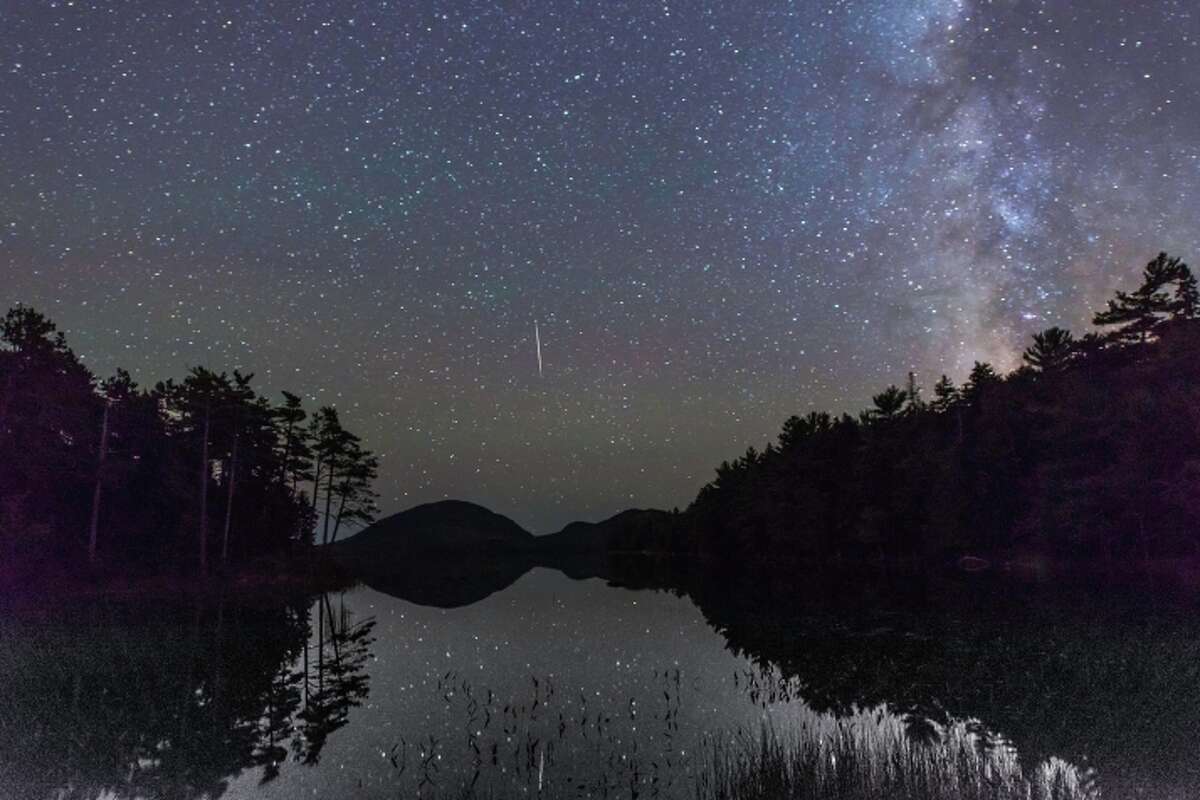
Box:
[8,545,1200,608]
[0,548,358,610]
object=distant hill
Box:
[540,509,678,553]
[333,500,535,558]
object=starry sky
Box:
[4,1,1200,532]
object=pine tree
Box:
[329,441,380,543]
[778,411,832,450]
[961,362,1000,404]
[1174,265,1199,319]
[871,385,908,420]
[160,368,234,573]
[275,391,312,495]
[1022,327,1075,372]
[1093,252,1193,342]
[930,375,959,413]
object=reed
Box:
[694,714,1097,800]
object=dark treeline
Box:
[0,308,379,580]
[675,252,1200,565]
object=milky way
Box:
[4,1,1199,531]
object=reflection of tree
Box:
[294,593,375,765]
[0,591,374,800]
[666,565,1200,797]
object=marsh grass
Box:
[694,715,1097,800]
[392,668,1098,800]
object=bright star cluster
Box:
[4,1,1199,531]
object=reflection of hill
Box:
[354,556,536,608]
[0,592,373,800]
[334,503,675,607]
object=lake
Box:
[1,562,1197,799]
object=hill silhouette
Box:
[333,499,535,556]
[539,508,678,554]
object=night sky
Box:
[4,1,1199,532]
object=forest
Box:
[673,252,1200,566]
[0,308,379,581]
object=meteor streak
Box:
[535,321,543,377]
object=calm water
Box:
[1,563,1198,799]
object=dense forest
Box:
[0,307,379,581]
[674,253,1200,565]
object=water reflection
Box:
[1,562,1197,798]
[0,592,374,800]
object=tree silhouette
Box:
[778,411,832,450]
[0,305,378,580]
[1022,326,1075,372]
[667,252,1200,567]
[929,375,959,412]
[905,372,924,413]
[275,391,313,495]
[159,368,236,573]
[961,361,1000,405]
[870,385,908,420]
[329,440,380,543]
[1093,252,1195,342]
[0,306,70,355]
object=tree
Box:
[0,306,98,561]
[0,306,377,577]
[1093,252,1195,342]
[905,372,925,413]
[1176,266,1199,319]
[307,407,337,526]
[870,385,908,421]
[308,407,357,545]
[275,391,312,495]
[961,362,1000,405]
[220,371,258,563]
[87,394,112,565]
[1022,327,1075,372]
[160,368,235,573]
[329,441,380,543]
[930,375,959,413]
[0,306,71,356]
[778,411,832,450]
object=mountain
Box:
[539,509,678,553]
[332,500,536,557]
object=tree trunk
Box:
[321,460,336,545]
[221,424,239,562]
[302,603,310,707]
[331,488,348,544]
[279,419,294,488]
[0,372,13,433]
[318,595,325,696]
[87,399,111,564]
[310,452,324,517]
[199,400,211,573]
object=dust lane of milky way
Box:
[3,1,1198,532]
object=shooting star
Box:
[535,321,543,377]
